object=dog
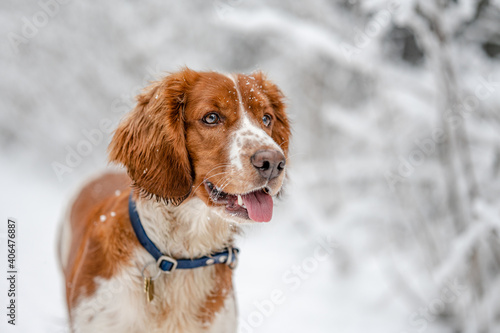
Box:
[58,68,290,332]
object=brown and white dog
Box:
[58,68,291,333]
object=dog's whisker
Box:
[189,171,231,197]
[204,164,231,177]
[217,177,233,194]
[204,172,230,182]
[285,152,304,161]
[212,175,231,191]
[278,140,289,148]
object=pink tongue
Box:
[242,191,273,222]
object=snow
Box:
[0,160,70,333]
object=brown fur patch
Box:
[108,69,201,204]
[65,172,136,309]
[199,265,233,324]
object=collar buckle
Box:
[226,246,239,269]
[157,255,178,273]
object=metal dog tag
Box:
[144,277,154,303]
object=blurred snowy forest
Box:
[2,0,500,332]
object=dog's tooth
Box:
[237,195,243,206]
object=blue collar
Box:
[128,192,239,272]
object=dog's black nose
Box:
[251,149,286,180]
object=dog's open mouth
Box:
[204,181,274,222]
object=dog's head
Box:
[109,68,290,223]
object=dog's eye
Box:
[262,114,272,127]
[202,112,221,125]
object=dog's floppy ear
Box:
[252,72,291,156]
[109,68,200,204]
